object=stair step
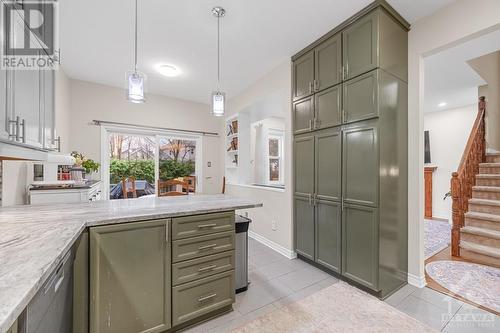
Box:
[465,211,500,231]
[460,241,500,267]
[461,226,500,247]
[486,152,500,163]
[468,198,500,214]
[476,174,500,186]
[472,186,500,200]
[479,163,500,174]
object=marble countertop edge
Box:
[0,195,262,333]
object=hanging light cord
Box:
[134,0,138,73]
[217,13,221,89]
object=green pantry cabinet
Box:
[85,211,235,333]
[293,1,409,298]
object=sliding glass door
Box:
[103,128,200,200]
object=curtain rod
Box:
[91,120,219,137]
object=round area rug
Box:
[425,261,500,313]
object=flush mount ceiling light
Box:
[438,102,447,107]
[210,6,226,117]
[126,0,146,103]
[157,64,181,77]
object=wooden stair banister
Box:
[451,96,486,256]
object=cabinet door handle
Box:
[314,80,319,91]
[197,223,217,229]
[198,264,217,272]
[20,118,25,143]
[165,222,169,243]
[309,81,313,93]
[198,293,217,302]
[198,243,217,251]
[309,119,313,131]
[308,194,312,205]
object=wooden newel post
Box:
[451,172,461,257]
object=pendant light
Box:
[211,6,226,116]
[127,0,146,103]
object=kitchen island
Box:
[0,195,262,333]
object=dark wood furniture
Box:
[424,166,437,219]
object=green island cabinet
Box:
[85,211,236,333]
[292,0,409,299]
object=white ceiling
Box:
[59,0,456,105]
[424,28,500,113]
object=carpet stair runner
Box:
[461,153,500,267]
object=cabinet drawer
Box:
[172,231,234,263]
[172,271,235,326]
[173,251,234,286]
[172,212,234,240]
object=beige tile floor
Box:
[182,238,499,333]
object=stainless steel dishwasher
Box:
[19,249,74,333]
[235,214,251,293]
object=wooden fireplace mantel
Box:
[424,166,437,219]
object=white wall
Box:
[224,61,294,255]
[55,68,72,153]
[68,79,223,194]
[424,105,477,220]
[408,0,500,286]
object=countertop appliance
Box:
[235,214,251,293]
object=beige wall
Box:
[55,69,72,153]
[424,105,477,220]
[67,79,223,194]
[408,0,500,286]
[224,61,294,255]
[468,51,500,151]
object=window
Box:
[268,134,283,184]
[105,130,199,200]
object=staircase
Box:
[451,97,500,267]
[461,154,500,266]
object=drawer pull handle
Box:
[197,223,217,228]
[198,244,217,251]
[198,264,217,272]
[198,293,217,302]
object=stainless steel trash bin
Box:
[235,214,251,293]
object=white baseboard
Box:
[407,272,426,288]
[248,231,297,259]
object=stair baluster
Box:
[450,96,486,256]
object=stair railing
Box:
[450,96,486,256]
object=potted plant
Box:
[71,152,100,180]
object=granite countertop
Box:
[29,179,102,191]
[0,195,262,333]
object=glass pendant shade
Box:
[126,71,146,103]
[211,91,225,117]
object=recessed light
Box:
[156,64,180,77]
[438,102,447,107]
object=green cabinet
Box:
[343,70,379,123]
[342,204,379,290]
[292,2,408,298]
[292,51,314,101]
[90,219,171,333]
[315,200,341,273]
[315,128,341,201]
[315,84,342,129]
[294,196,315,260]
[314,34,342,91]
[293,96,314,134]
[342,11,378,80]
[294,134,314,196]
[343,121,378,206]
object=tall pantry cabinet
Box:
[292,0,409,298]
